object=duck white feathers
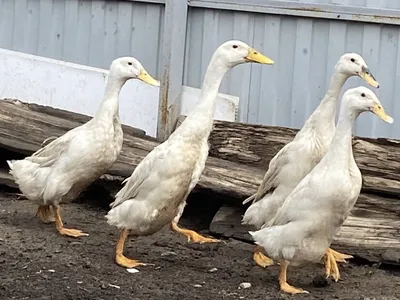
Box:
[7,57,159,237]
[105,40,274,268]
[241,53,379,268]
[250,86,393,294]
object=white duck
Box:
[105,40,274,268]
[8,57,159,237]
[242,53,379,269]
[250,86,393,294]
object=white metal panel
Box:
[0,48,160,136]
[180,86,239,121]
[0,49,237,136]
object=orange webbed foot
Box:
[115,254,147,268]
[171,222,221,244]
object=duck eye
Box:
[128,62,132,66]
[232,45,238,49]
[350,58,355,63]
[361,93,365,97]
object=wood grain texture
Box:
[0,99,157,193]
[178,116,400,196]
[2,100,399,258]
[210,192,400,262]
[0,100,262,200]
[0,98,146,154]
[2,101,399,202]
[0,170,17,189]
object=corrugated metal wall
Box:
[277,0,400,10]
[0,0,164,76]
[183,5,400,139]
[0,0,399,138]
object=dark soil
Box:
[1,191,399,300]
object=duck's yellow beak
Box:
[360,66,379,88]
[138,68,160,87]
[372,103,393,124]
[245,48,274,65]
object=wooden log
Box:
[0,99,157,190]
[177,116,400,196]
[0,99,146,154]
[2,100,398,202]
[0,99,262,200]
[2,101,399,203]
[1,100,399,257]
[0,169,17,189]
[0,98,154,155]
[210,192,400,263]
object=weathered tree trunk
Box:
[210,192,400,263]
[0,100,262,200]
[1,100,399,260]
[0,99,156,194]
[177,116,400,196]
[0,99,147,154]
[2,101,399,201]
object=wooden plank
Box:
[177,116,400,197]
[210,193,400,262]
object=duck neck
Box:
[179,56,230,137]
[307,71,348,127]
[197,57,229,119]
[325,105,358,165]
[94,74,127,122]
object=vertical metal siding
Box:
[184,7,400,138]
[0,0,164,77]
[271,0,400,10]
[1,0,400,139]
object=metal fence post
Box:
[157,0,188,141]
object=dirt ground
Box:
[1,191,400,300]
